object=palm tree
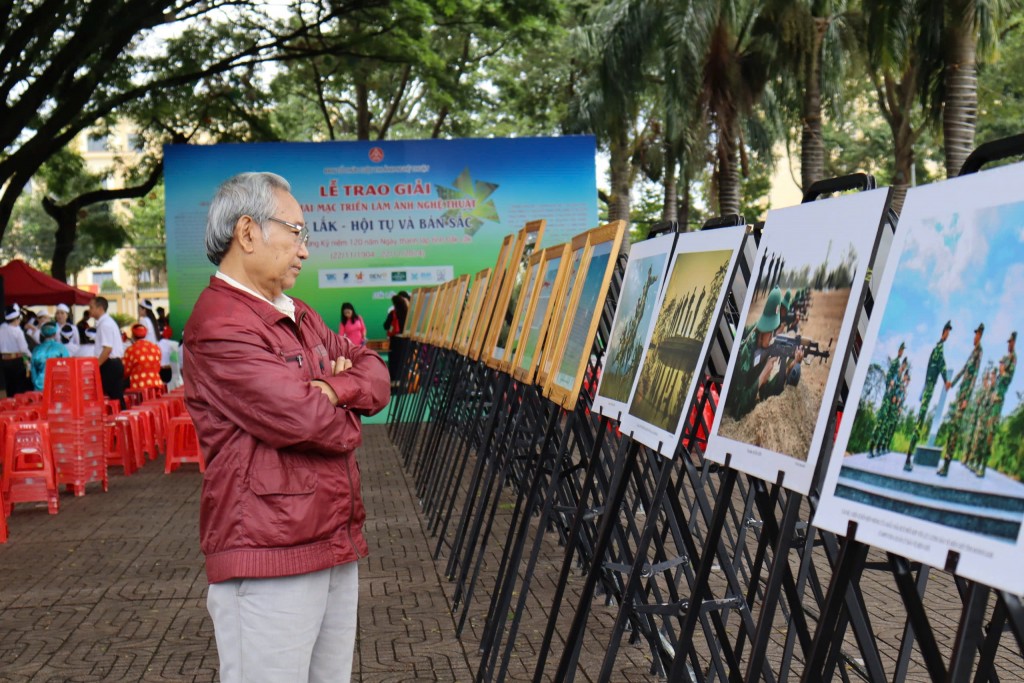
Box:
[757,0,855,190]
[696,1,775,215]
[917,0,1013,178]
[587,0,776,218]
[861,0,927,212]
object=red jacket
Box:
[184,277,390,584]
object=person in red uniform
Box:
[123,323,163,390]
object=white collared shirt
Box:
[0,322,30,356]
[94,312,125,359]
[141,316,158,343]
[215,271,296,322]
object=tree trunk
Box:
[717,118,740,217]
[355,78,371,141]
[882,68,920,215]
[661,154,678,224]
[49,206,77,283]
[942,20,978,178]
[677,164,691,231]
[608,131,632,224]
[801,17,828,190]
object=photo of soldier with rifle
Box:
[718,236,854,460]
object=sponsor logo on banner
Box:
[369,147,384,163]
[319,266,454,288]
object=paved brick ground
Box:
[1,424,1021,682]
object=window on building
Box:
[87,135,109,152]
[92,271,114,286]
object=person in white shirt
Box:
[59,323,80,355]
[138,299,159,343]
[158,336,183,389]
[89,296,126,404]
[30,312,52,345]
[76,328,97,358]
[55,303,81,351]
[0,303,31,396]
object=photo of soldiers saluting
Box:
[937,323,984,476]
[966,331,1016,477]
[904,320,952,472]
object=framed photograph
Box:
[442,274,471,349]
[705,188,892,494]
[814,165,1024,594]
[407,289,426,342]
[484,220,546,368]
[536,235,589,389]
[418,286,438,345]
[500,250,544,374]
[424,282,444,346]
[619,226,747,454]
[511,242,574,385]
[454,268,490,356]
[544,221,627,409]
[469,234,515,361]
[430,280,455,346]
[591,232,677,420]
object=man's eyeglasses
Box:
[266,216,310,246]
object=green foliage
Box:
[847,401,876,453]
[123,185,167,284]
[992,400,1024,479]
[977,12,1024,155]
[3,149,127,275]
[111,313,134,329]
[101,280,123,293]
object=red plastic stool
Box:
[123,389,145,409]
[114,414,146,471]
[2,422,59,515]
[105,418,136,476]
[165,416,205,474]
[0,488,8,543]
[129,407,160,461]
[135,403,169,456]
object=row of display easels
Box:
[385,157,1024,682]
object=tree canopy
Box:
[3,0,1024,272]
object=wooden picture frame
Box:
[418,287,438,344]
[454,268,490,356]
[483,220,546,368]
[468,234,516,361]
[441,274,471,349]
[542,220,626,408]
[427,281,451,346]
[407,289,426,342]
[498,250,543,374]
[524,236,585,387]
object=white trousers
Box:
[207,562,359,683]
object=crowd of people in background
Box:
[0,286,419,399]
[0,296,183,399]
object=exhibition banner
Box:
[164,137,598,334]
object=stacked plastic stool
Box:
[42,357,108,496]
[165,415,205,473]
[2,421,60,515]
[0,487,8,543]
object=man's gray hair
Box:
[206,172,291,265]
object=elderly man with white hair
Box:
[185,172,390,683]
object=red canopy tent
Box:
[0,259,94,306]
